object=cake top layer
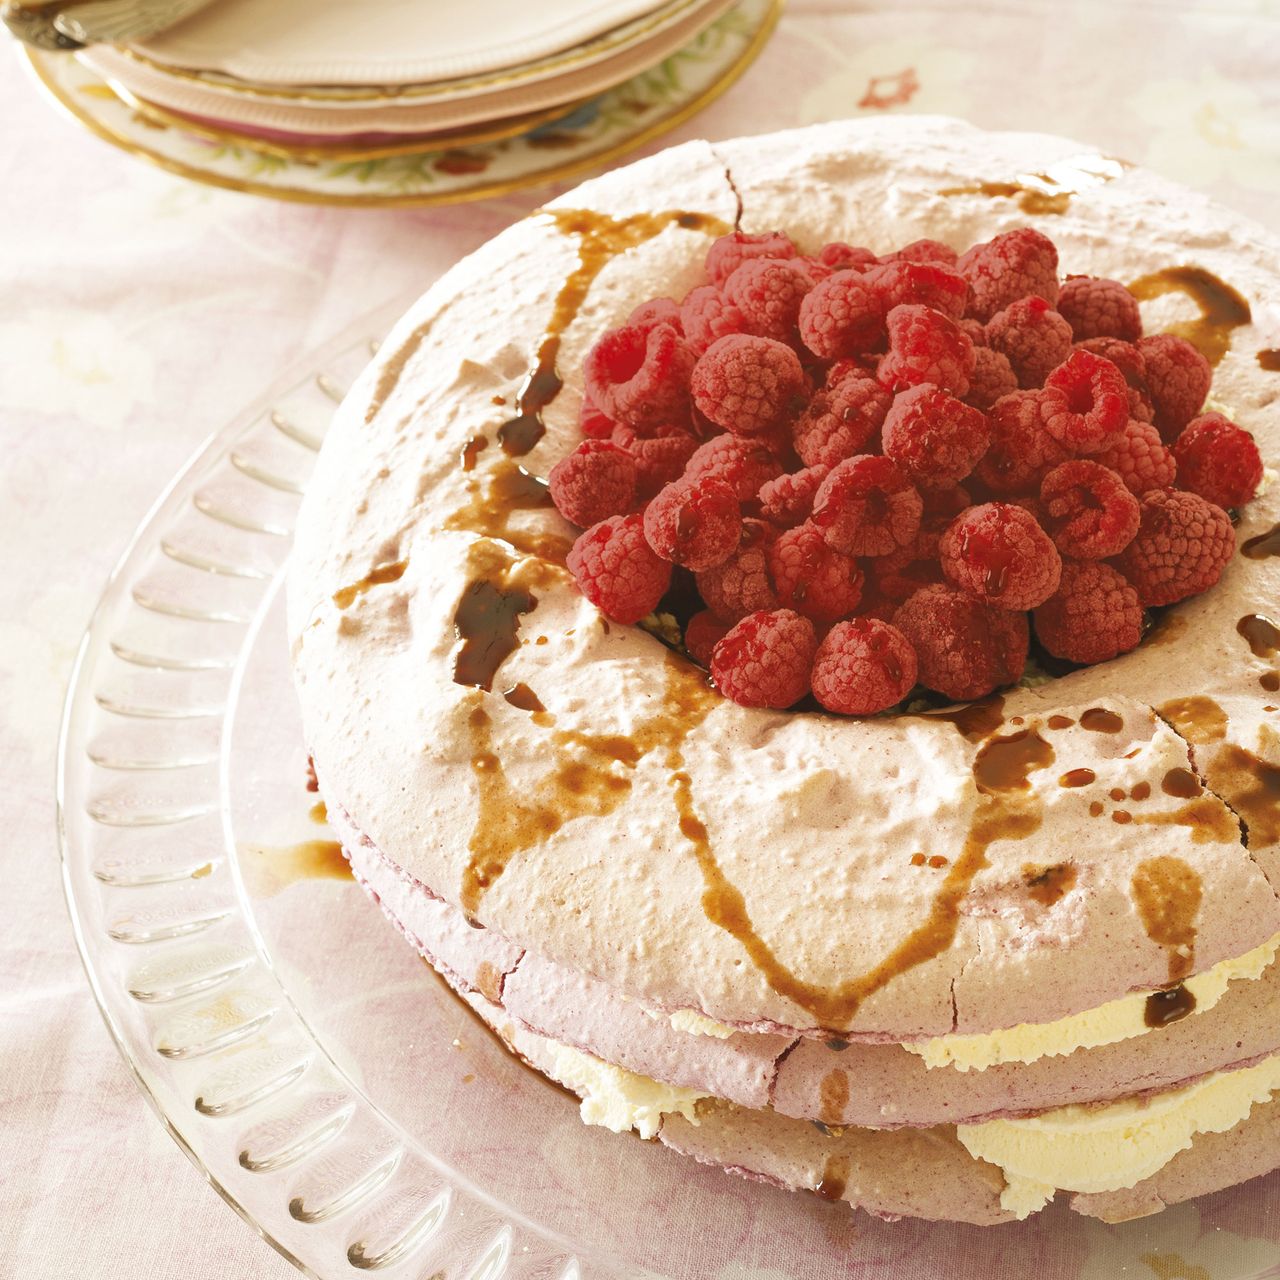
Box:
[288,116,1280,1038]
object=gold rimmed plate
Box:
[22,0,780,208]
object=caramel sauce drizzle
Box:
[1204,744,1280,847]
[1158,695,1228,745]
[1257,349,1280,372]
[918,695,1006,743]
[1023,862,1077,907]
[939,154,1127,216]
[1059,768,1096,788]
[332,560,407,609]
[1242,523,1280,560]
[1127,266,1252,367]
[445,456,570,566]
[1237,613,1280,660]
[814,1153,850,1202]
[496,207,730,457]
[452,540,548,692]
[1131,856,1202,984]
[1145,984,1197,1029]
[1080,707,1124,734]
[819,1068,849,1127]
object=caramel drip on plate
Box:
[819,1069,849,1127]
[496,207,730,457]
[1256,349,1280,372]
[1131,856,1202,984]
[238,839,352,895]
[332,560,407,609]
[1022,862,1077,907]
[1158,695,1228,745]
[1127,266,1252,367]
[1237,613,1280,659]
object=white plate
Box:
[83,0,736,137]
[134,0,671,86]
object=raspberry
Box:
[584,322,694,431]
[818,242,878,271]
[866,260,969,321]
[939,502,1062,609]
[882,384,991,486]
[1093,419,1177,494]
[1171,412,1264,509]
[548,441,637,528]
[628,433,699,501]
[1076,337,1155,422]
[1056,276,1143,343]
[567,512,672,624]
[1137,334,1212,441]
[922,483,973,524]
[768,522,865,622]
[758,464,829,527]
[792,375,891,468]
[877,304,976,397]
[684,609,730,668]
[691,335,805,435]
[706,230,798,286]
[893,584,1029,701]
[985,296,1073,388]
[825,356,877,388]
[958,319,988,347]
[1115,488,1235,606]
[881,239,958,268]
[684,434,784,505]
[966,345,1019,411]
[957,227,1059,322]
[724,258,814,344]
[798,270,884,359]
[811,618,919,714]
[974,390,1069,494]
[627,297,683,335]
[1036,350,1129,454]
[695,518,778,622]
[642,476,741,572]
[580,388,615,439]
[870,529,944,603]
[711,608,816,709]
[1039,460,1141,558]
[680,285,749,353]
[811,455,923,557]
[1033,560,1144,665]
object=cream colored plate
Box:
[82,0,735,137]
[23,0,779,207]
[132,0,671,86]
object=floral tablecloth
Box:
[3,2,1278,1275]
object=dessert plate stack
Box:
[22,0,779,205]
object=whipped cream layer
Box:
[290,117,1280,1042]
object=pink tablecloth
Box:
[3,2,1278,1275]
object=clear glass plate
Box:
[58,302,1280,1280]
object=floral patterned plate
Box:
[21,0,779,207]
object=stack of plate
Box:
[24,0,780,204]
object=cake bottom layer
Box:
[329,806,1280,1222]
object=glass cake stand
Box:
[57,301,1280,1280]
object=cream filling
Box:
[958,1052,1280,1219]
[906,933,1280,1072]
[548,1042,706,1139]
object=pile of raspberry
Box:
[550,227,1263,714]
